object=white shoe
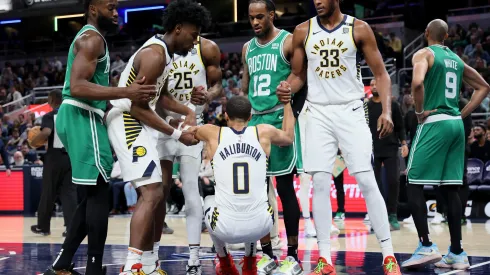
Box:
[273,256,303,275]
[403,215,414,224]
[364,214,370,222]
[331,223,340,235]
[431,213,445,224]
[257,254,278,275]
[304,219,317,238]
[271,236,284,250]
[185,260,202,275]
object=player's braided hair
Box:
[249,0,276,13]
[162,0,212,32]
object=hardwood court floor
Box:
[0,215,489,274]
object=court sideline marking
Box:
[0,257,9,261]
[440,260,490,275]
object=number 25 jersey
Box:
[305,15,364,105]
[212,127,268,213]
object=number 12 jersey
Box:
[245,29,291,112]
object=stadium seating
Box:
[478,161,490,193]
[467,158,484,191]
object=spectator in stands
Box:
[470,43,490,63]
[0,137,10,176]
[469,124,490,163]
[389,32,402,54]
[110,160,130,215]
[199,149,214,186]
[483,36,490,53]
[111,54,126,74]
[21,142,38,163]
[0,86,7,105]
[53,57,63,72]
[464,35,479,56]
[7,128,22,152]
[36,71,48,87]
[8,85,24,109]
[12,151,24,166]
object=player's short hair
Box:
[249,0,276,13]
[226,96,252,121]
[49,89,62,104]
[162,0,211,32]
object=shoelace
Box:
[313,261,326,274]
[257,257,270,267]
[383,258,398,273]
[187,265,200,275]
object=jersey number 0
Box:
[233,162,250,194]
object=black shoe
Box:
[44,263,82,275]
[31,225,50,236]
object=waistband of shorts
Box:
[251,104,284,115]
[209,203,269,220]
[62,99,105,118]
[424,114,461,124]
[307,98,364,106]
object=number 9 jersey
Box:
[166,36,208,122]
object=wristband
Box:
[165,116,173,124]
[415,110,424,115]
[171,129,182,140]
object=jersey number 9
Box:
[233,162,250,194]
[445,71,457,99]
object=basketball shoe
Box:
[383,256,402,275]
[308,257,336,275]
[185,260,202,275]
[120,263,147,275]
[257,254,278,274]
[215,254,240,275]
[273,256,302,275]
[44,263,85,275]
[241,256,258,275]
[401,242,442,269]
[434,247,470,270]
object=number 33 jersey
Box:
[212,127,268,213]
[305,15,364,105]
[245,29,291,112]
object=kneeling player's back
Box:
[212,126,268,213]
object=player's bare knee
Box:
[139,183,165,205]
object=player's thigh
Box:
[335,101,372,174]
[156,133,178,162]
[304,107,337,173]
[442,120,465,185]
[407,122,450,184]
[203,196,218,231]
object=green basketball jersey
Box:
[62,25,110,111]
[424,45,464,117]
[246,29,291,112]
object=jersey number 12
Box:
[253,74,271,97]
[445,71,457,99]
[233,162,250,194]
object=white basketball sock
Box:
[141,251,156,273]
[312,172,333,264]
[244,242,257,257]
[299,173,312,218]
[152,242,160,263]
[268,177,279,239]
[188,245,200,264]
[123,247,143,271]
[181,156,204,246]
[354,171,394,259]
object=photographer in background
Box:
[29,90,77,236]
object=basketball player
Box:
[44,0,157,274]
[276,0,402,273]
[156,32,222,275]
[402,19,490,270]
[191,96,296,275]
[241,1,305,272]
[107,1,210,274]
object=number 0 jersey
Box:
[212,127,268,213]
[166,37,207,121]
[112,34,173,112]
[423,45,464,117]
[305,15,364,105]
[245,29,291,112]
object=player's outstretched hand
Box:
[125,76,157,102]
[190,86,209,106]
[377,112,394,138]
[276,81,292,104]
[416,109,437,124]
[179,128,199,146]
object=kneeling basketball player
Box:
[189,96,297,275]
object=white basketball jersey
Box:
[112,34,173,111]
[305,15,364,105]
[167,37,207,121]
[212,127,268,213]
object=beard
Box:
[475,133,484,139]
[256,24,271,38]
[97,15,118,34]
[372,91,379,97]
[14,159,24,166]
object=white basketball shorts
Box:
[203,196,273,244]
[157,132,203,162]
[303,100,373,174]
[107,107,161,188]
